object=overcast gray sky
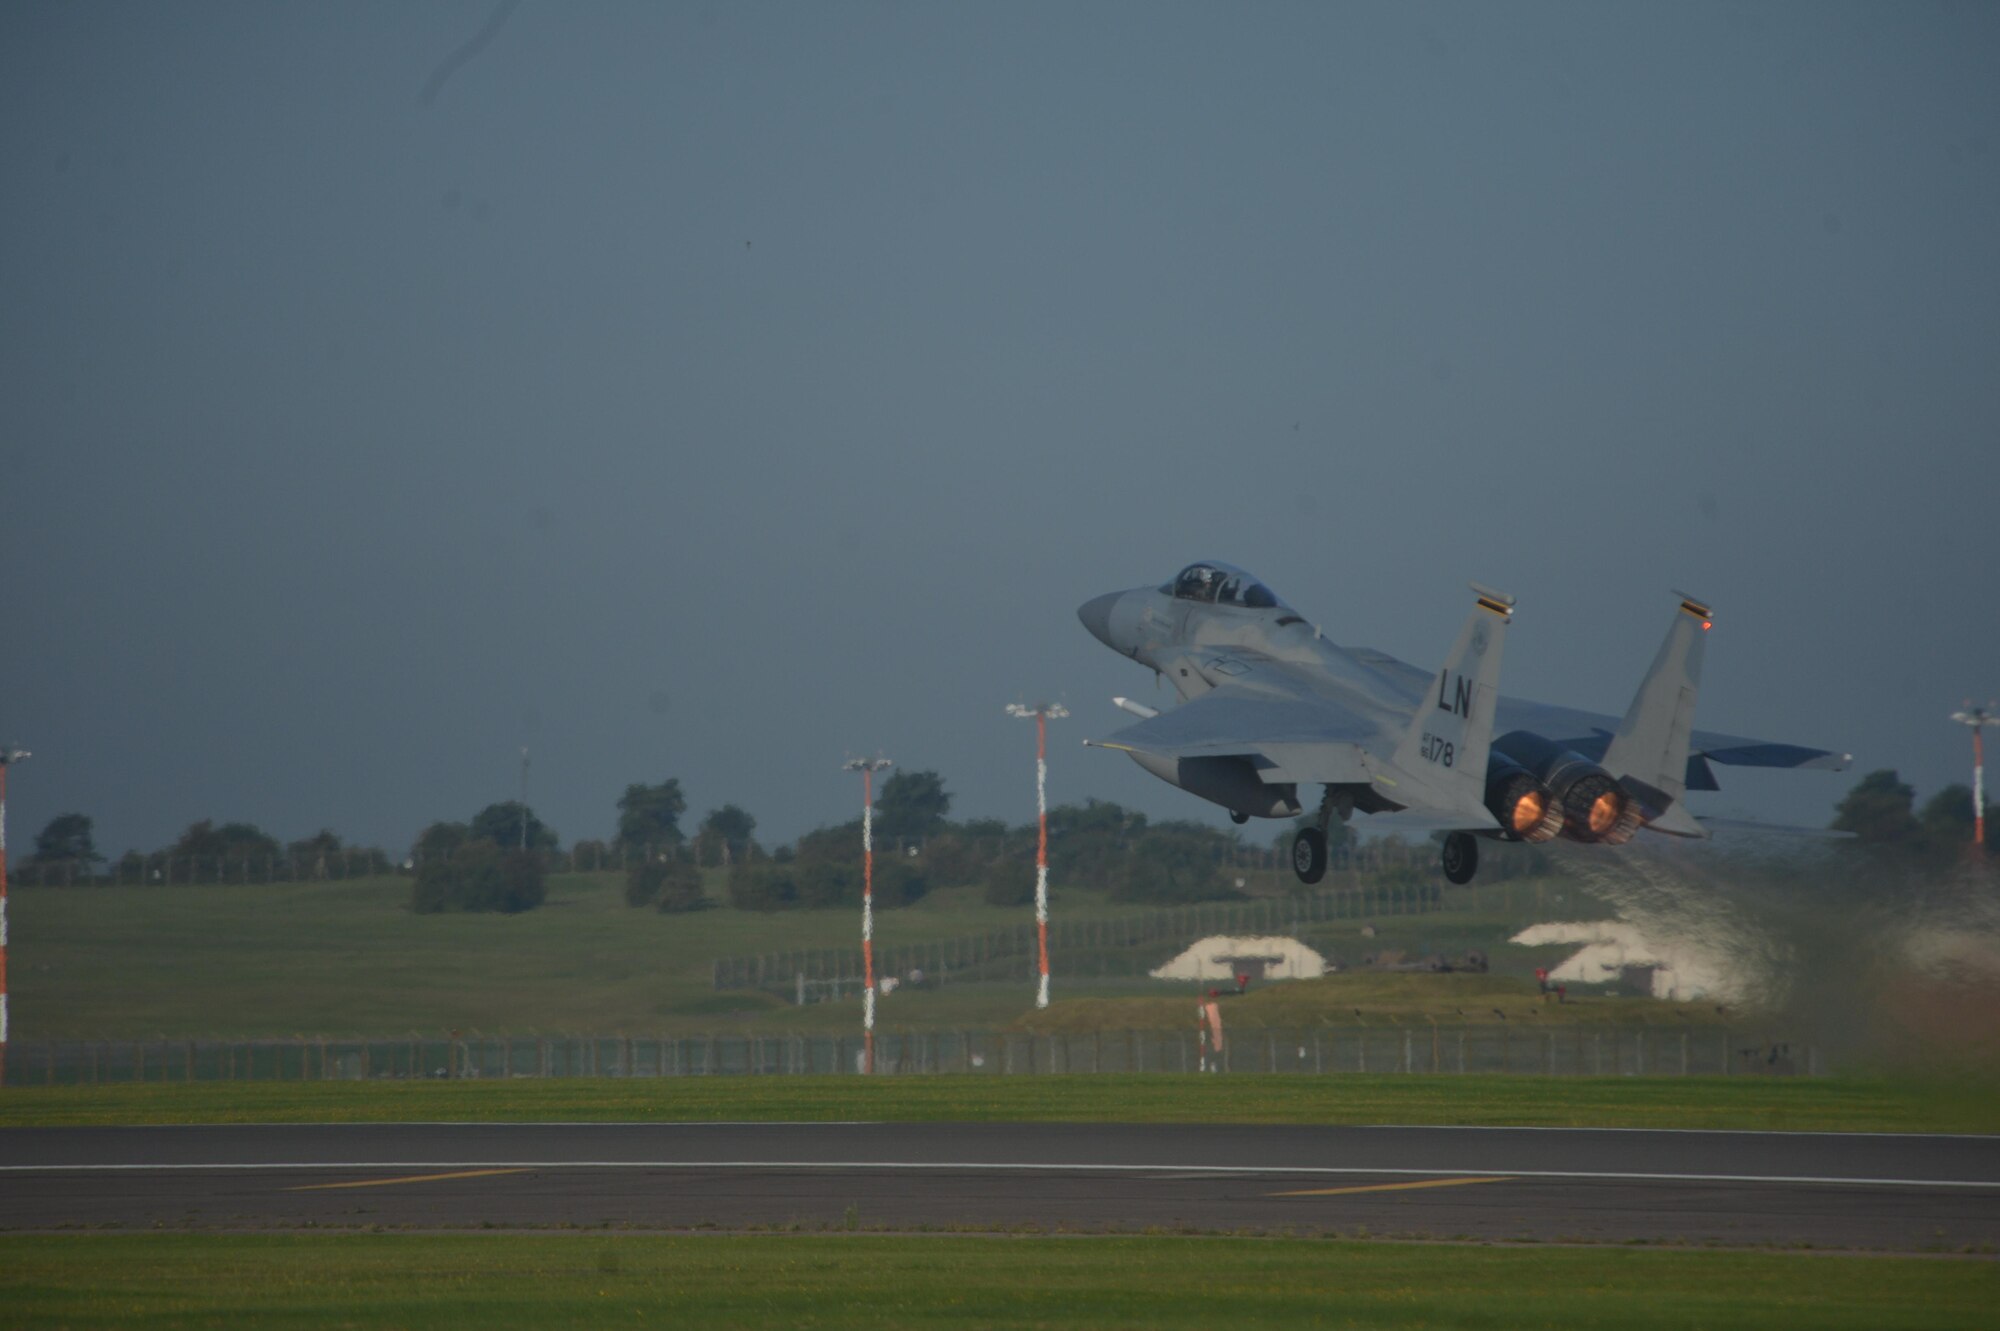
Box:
[4,1,1995,858]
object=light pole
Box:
[843,757,892,1072]
[0,745,30,1089]
[1006,703,1067,1009]
[1951,703,1995,861]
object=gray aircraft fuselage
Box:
[1077,561,1848,884]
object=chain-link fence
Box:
[4,1026,1818,1085]
[712,880,1455,994]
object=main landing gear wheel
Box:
[1441,831,1478,885]
[1229,810,1249,825]
[1292,827,1328,884]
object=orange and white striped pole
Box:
[844,757,892,1072]
[1952,704,1993,860]
[0,747,28,1090]
[1007,703,1066,1009]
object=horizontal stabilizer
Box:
[1700,816,1857,840]
[1699,742,1852,772]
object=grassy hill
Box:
[11,869,1687,1040]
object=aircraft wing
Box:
[1087,680,1385,786]
[1086,642,1397,787]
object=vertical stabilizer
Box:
[1604,591,1710,837]
[1389,584,1513,822]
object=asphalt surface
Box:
[3,1122,1997,1250]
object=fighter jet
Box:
[1077,562,1849,884]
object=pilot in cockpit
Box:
[1174,565,1221,602]
[1173,563,1288,609]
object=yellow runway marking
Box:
[1270,1175,1512,1198]
[287,1168,529,1192]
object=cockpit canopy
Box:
[1164,561,1288,610]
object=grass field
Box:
[2,1233,1991,1330]
[8,871,1697,1040]
[4,1073,1995,1133]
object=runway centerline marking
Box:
[1271,1176,1512,1198]
[287,1168,529,1192]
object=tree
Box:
[1831,769,1919,844]
[793,819,863,866]
[617,779,687,849]
[727,862,802,911]
[873,769,951,840]
[168,820,282,880]
[1108,821,1241,904]
[914,829,1002,889]
[1915,784,1998,862]
[32,813,100,867]
[724,853,928,911]
[694,804,757,866]
[288,829,341,859]
[288,829,341,878]
[983,854,1036,907]
[625,858,707,912]
[412,821,471,863]
[411,841,545,913]
[1045,799,1148,889]
[469,801,558,853]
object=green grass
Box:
[1015,971,1727,1033]
[1,1234,1990,1330]
[4,1073,1995,1133]
[8,872,1688,1040]
[10,873,1127,1038]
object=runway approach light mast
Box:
[0,745,29,1088]
[843,757,892,1073]
[1950,703,1994,861]
[1006,703,1067,1009]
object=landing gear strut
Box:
[1291,788,1352,886]
[1441,831,1479,885]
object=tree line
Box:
[1829,768,1997,861]
[26,765,1980,914]
[15,770,1260,914]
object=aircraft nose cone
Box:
[1077,592,1122,649]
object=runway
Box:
[3,1123,1996,1250]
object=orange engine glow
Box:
[1587,790,1623,836]
[1509,789,1547,835]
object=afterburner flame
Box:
[1510,789,1547,835]
[1588,790,1623,836]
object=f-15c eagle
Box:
[1077,562,1849,885]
